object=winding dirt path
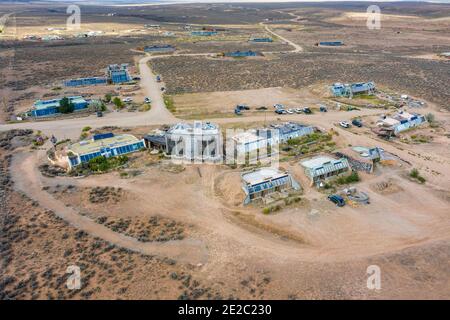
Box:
[10,146,208,265]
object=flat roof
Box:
[242,168,288,186]
[381,118,400,126]
[168,122,219,135]
[232,131,262,144]
[69,134,141,156]
[301,156,339,169]
[34,96,86,110]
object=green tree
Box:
[59,97,74,114]
[104,93,112,103]
[113,97,124,109]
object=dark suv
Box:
[352,119,363,127]
[327,194,346,207]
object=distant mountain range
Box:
[1,0,449,4]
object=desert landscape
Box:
[0,1,449,301]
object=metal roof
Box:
[69,134,141,156]
[168,122,219,135]
[33,96,86,110]
[301,156,349,178]
[242,168,288,186]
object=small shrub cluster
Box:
[336,171,360,185]
[409,168,426,184]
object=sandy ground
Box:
[172,87,322,119]
[1,2,450,300]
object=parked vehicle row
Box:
[273,104,312,115]
[339,119,363,128]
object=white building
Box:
[166,121,222,163]
[228,129,278,164]
[377,111,426,135]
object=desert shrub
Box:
[284,196,301,205]
[336,171,360,185]
[410,168,419,179]
[82,126,91,132]
[87,155,128,172]
[163,94,176,112]
[425,113,435,123]
[409,168,426,183]
[113,97,124,109]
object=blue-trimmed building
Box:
[107,64,131,84]
[241,168,301,204]
[331,82,376,97]
[66,133,146,169]
[64,77,107,87]
[31,96,88,118]
[144,44,176,53]
[271,122,314,143]
[250,37,273,43]
[225,50,258,57]
[301,156,350,187]
[191,31,217,36]
[318,41,343,46]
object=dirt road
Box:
[10,145,208,265]
[263,23,303,53]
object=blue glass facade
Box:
[247,176,291,195]
[64,77,107,87]
[31,97,88,117]
[73,140,145,167]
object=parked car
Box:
[294,108,302,114]
[319,105,327,112]
[352,119,363,127]
[96,111,103,117]
[144,97,151,104]
[122,97,133,103]
[236,104,250,111]
[156,75,162,82]
[303,107,312,114]
[287,109,294,114]
[275,109,286,115]
[274,104,284,110]
[339,121,351,128]
[328,194,346,207]
[161,87,165,91]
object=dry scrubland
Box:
[153,53,450,109]
[1,2,450,300]
[2,128,450,299]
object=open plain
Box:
[0,1,449,300]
